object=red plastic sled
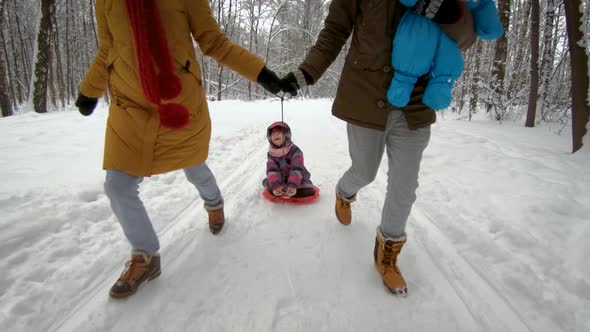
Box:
[262,185,320,204]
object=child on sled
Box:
[263,122,316,198]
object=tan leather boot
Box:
[374,227,408,296]
[110,251,161,299]
[335,193,354,225]
[205,202,225,234]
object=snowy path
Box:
[1,100,587,331]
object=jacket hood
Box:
[267,122,292,147]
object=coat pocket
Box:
[184,57,202,86]
[173,52,202,86]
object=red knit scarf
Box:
[125,0,189,129]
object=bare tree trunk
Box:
[303,0,313,53]
[14,0,32,99]
[457,79,466,113]
[72,2,80,90]
[564,0,589,153]
[33,0,56,114]
[217,67,223,101]
[526,0,540,128]
[200,52,209,97]
[1,27,14,106]
[90,0,98,47]
[81,4,90,69]
[487,0,511,114]
[508,0,530,96]
[0,0,13,116]
[15,1,29,99]
[539,0,556,117]
[1,13,17,110]
[216,0,224,101]
[48,47,57,108]
[246,0,256,100]
[7,1,23,104]
[247,29,253,100]
[469,42,482,119]
[53,10,66,108]
[0,55,12,115]
[254,0,262,97]
[66,0,75,100]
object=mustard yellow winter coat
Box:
[80,0,265,176]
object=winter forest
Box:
[0,0,589,151]
[2,1,590,331]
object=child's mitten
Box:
[387,12,440,107]
[285,187,297,197]
[465,0,504,40]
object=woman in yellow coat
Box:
[75,0,285,298]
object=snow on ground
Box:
[0,99,588,332]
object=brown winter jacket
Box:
[300,0,477,130]
[80,0,265,177]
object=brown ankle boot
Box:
[205,202,225,234]
[374,228,408,296]
[335,193,354,225]
[110,251,161,299]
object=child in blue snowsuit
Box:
[387,0,504,110]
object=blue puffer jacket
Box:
[387,0,503,110]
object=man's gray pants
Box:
[104,163,223,254]
[336,110,431,239]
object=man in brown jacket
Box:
[283,0,477,296]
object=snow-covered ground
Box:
[0,99,588,332]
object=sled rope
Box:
[280,94,284,129]
[280,93,286,187]
[272,92,288,189]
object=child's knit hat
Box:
[267,122,292,148]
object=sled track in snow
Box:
[411,208,533,332]
[369,167,533,332]
[49,131,268,332]
[52,122,540,332]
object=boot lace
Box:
[338,199,350,208]
[119,253,150,284]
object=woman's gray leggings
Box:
[104,163,222,254]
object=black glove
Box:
[413,0,462,24]
[75,93,98,116]
[257,67,283,95]
[281,69,313,97]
